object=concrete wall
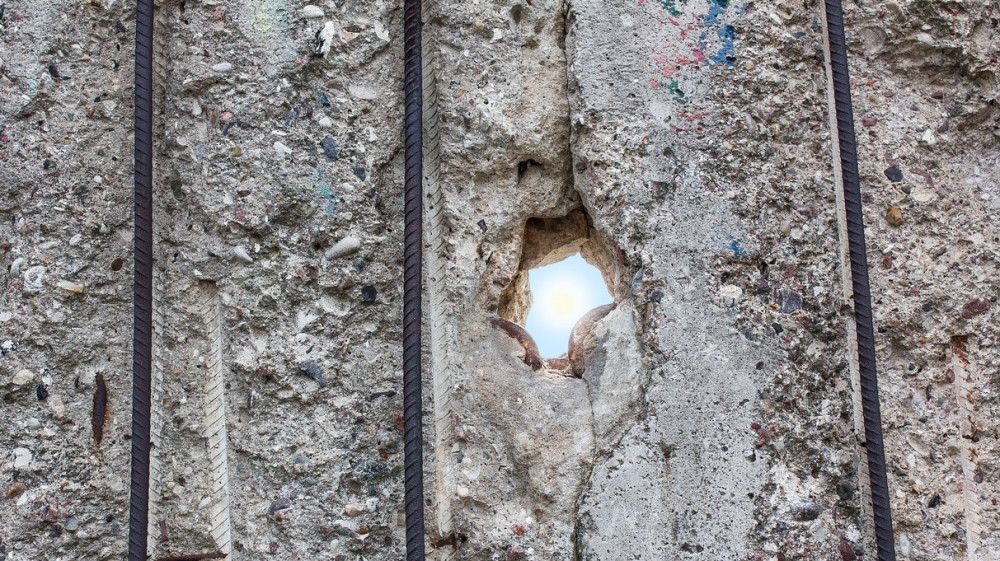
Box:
[1,0,997,559]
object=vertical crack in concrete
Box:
[952,336,983,559]
[560,4,600,557]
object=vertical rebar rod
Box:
[402,0,427,558]
[130,1,155,560]
[822,1,896,559]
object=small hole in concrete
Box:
[498,209,624,375]
[524,253,612,358]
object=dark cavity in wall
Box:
[497,208,626,375]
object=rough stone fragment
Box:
[273,141,292,156]
[24,266,46,291]
[778,289,801,313]
[211,62,233,73]
[315,22,337,57]
[884,166,904,182]
[268,498,292,516]
[13,447,32,469]
[961,298,990,318]
[361,285,377,302]
[232,246,253,264]
[298,360,326,388]
[321,137,338,160]
[12,369,34,386]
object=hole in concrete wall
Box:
[524,254,612,358]
[498,209,624,374]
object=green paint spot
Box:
[661,0,683,15]
[668,80,688,104]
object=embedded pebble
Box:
[884,166,904,182]
[233,246,254,264]
[7,481,26,499]
[273,141,292,156]
[344,503,364,516]
[57,280,84,294]
[348,85,378,100]
[898,533,911,556]
[315,22,337,58]
[718,284,743,307]
[65,517,79,531]
[211,62,233,73]
[886,206,904,227]
[789,499,821,521]
[325,236,361,259]
[301,5,324,19]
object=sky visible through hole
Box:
[525,253,614,358]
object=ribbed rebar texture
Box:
[823,1,896,559]
[130,1,155,560]
[402,0,427,558]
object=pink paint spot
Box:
[650,78,659,89]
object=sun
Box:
[548,288,578,319]
[524,253,613,358]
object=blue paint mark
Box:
[710,25,736,66]
[705,0,728,26]
[726,235,747,256]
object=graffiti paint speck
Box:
[709,25,736,66]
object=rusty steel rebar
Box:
[823,0,896,558]
[402,0,427,558]
[130,0,155,560]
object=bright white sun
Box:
[524,253,613,358]
[548,288,580,320]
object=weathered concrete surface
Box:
[1,0,998,560]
